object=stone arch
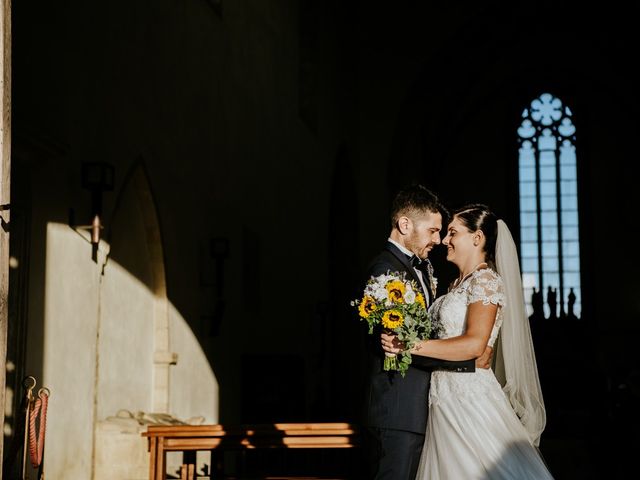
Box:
[99,160,175,418]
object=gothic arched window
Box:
[518,93,581,320]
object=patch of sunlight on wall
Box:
[43,222,101,479]
[169,302,219,423]
[98,258,156,419]
[41,222,218,480]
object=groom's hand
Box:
[475,346,493,369]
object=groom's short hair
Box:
[390,184,447,228]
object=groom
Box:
[361,184,490,480]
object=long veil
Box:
[493,220,546,446]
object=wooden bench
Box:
[142,423,361,480]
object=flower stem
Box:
[383,354,398,372]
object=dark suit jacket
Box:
[362,242,475,434]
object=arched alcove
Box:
[98,161,174,418]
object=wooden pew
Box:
[142,423,360,480]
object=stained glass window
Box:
[518,93,581,320]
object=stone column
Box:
[0,0,11,471]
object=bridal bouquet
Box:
[352,271,437,377]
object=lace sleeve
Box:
[466,269,506,307]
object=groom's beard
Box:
[407,235,435,260]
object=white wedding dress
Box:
[416,268,554,479]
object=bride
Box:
[382,204,553,479]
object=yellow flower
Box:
[386,280,405,304]
[358,296,377,318]
[416,293,426,309]
[382,310,404,329]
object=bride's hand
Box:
[475,346,493,369]
[381,332,405,354]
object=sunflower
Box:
[416,293,426,309]
[382,310,404,329]
[386,280,406,304]
[358,296,377,318]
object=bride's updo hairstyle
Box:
[452,204,498,268]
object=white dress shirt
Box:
[387,238,430,304]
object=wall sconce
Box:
[70,162,114,260]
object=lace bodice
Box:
[430,267,505,347]
[428,268,507,406]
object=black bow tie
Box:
[410,255,431,271]
[409,255,433,277]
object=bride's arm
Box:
[383,301,498,361]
